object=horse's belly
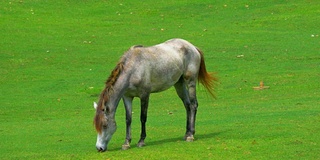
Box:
[149,69,182,93]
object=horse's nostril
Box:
[97,147,106,152]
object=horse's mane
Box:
[94,61,124,133]
[101,61,124,103]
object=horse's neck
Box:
[107,73,130,115]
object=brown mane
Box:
[94,61,124,133]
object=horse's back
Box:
[142,38,201,74]
[123,39,201,94]
[162,38,202,77]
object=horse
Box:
[93,38,217,152]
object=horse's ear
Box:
[93,102,98,110]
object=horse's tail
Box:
[197,48,218,98]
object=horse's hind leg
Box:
[174,76,197,141]
[185,76,198,141]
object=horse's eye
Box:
[105,107,110,113]
[102,125,108,129]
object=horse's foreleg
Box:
[122,96,133,150]
[137,94,150,147]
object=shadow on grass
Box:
[146,131,222,147]
[107,131,223,151]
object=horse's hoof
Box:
[122,144,130,150]
[137,142,145,147]
[185,136,194,142]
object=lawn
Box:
[0,0,319,159]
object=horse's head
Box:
[93,102,117,152]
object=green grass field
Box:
[1,0,319,159]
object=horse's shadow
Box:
[110,131,223,151]
[148,131,222,147]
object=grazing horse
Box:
[93,38,217,152]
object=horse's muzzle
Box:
[96,146,107,152]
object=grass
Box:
[1,0,319,159]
